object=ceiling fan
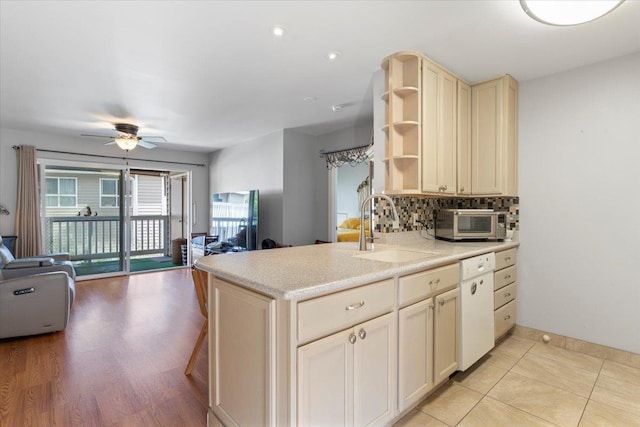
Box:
[82,123,167,151]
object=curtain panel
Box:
[14,145,42,257]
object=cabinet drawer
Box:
[494,300,516,339]
[494,265,517,290]
[495,248,517,270]
[398,263,459,307]
[298,279,395,344]
[494,282,516,310]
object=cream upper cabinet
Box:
[457,80,472,195]
[421,59,457,195]
[471,75,519,196]
[298,312,396,427]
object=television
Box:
[210,190,259,251]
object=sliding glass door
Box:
[40,161,191,277]
[42,164,127,276]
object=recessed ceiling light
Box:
[331,104,344,112]
[520,0,625,25]
[327,51,342,61]
[272,25,287,37]
[303,96,318,102]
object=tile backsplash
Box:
[374,196,520,233]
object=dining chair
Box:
[185,266,208,375]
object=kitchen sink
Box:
[353,248,438,263]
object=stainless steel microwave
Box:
[435,209,506,241]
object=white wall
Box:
[283,130,318,246]
[208,130,284,245]
[0,127,210,236]
[518,52,640,353]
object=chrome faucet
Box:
[359,194,400,251]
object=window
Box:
[100,178,119,207]
[45,177,77,207]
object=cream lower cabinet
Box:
[298,312,396,427]
[397,264,460,412]
[494,248,518,339]
[210,279,276,427]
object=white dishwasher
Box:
[459,252,496,371]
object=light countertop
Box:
[194,232,519,300]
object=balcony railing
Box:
[46,215,170,261]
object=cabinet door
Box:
[298,328,354,426]
[353,312,395,427]
[433,287,460,385]
[421,60,440,193]
[471,79,502,195]
[439,69,457,194]
[398,299,434,411]
[457,80,472,195]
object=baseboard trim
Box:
[513,324,640,369]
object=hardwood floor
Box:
[0,269,209,426]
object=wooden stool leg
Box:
[185,321,208,375]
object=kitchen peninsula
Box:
[195,235,519,426]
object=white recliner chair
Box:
[0,235,76,339]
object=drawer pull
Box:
[505,256,512,261]
[345,301,365,311]
[504,315,511,320]
[349,333,357,344]
[438,299,445,306]
[429,278,441,285]
[358,329,367,340]
[505,274,511,279]
[505,293,511,297]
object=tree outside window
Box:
[45,177,77,207]
[100,178,119,207]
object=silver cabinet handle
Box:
[505,274,511,279]
[358,329,366,340]
[460,186,465,192]
[504,315,511,320]
[429,278,440,285]
[505,293,511,297]
[345,301,365,311]
[438,299,445,306]
[505,256,512,261]
[480,279,484,285]
[349,333,357,344]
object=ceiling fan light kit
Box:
[520,0,625,26]
[115,136,139,151]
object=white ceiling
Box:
[1,1,639,152]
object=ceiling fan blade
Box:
[82,133,116,139]
[138,135,167,143]
[138,140,157,149]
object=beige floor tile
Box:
[590,374,640,416]
[453,361,508,394]
[600,359,640,386]
[393,409,448,427]
[459,396,557,427]
[579,400,640,427]
[482,347,523,370]
[511,353,598,397]
[419,382,483,426]
[494,334,536,357]
[488,372,587,427]
[528,343,604,374]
